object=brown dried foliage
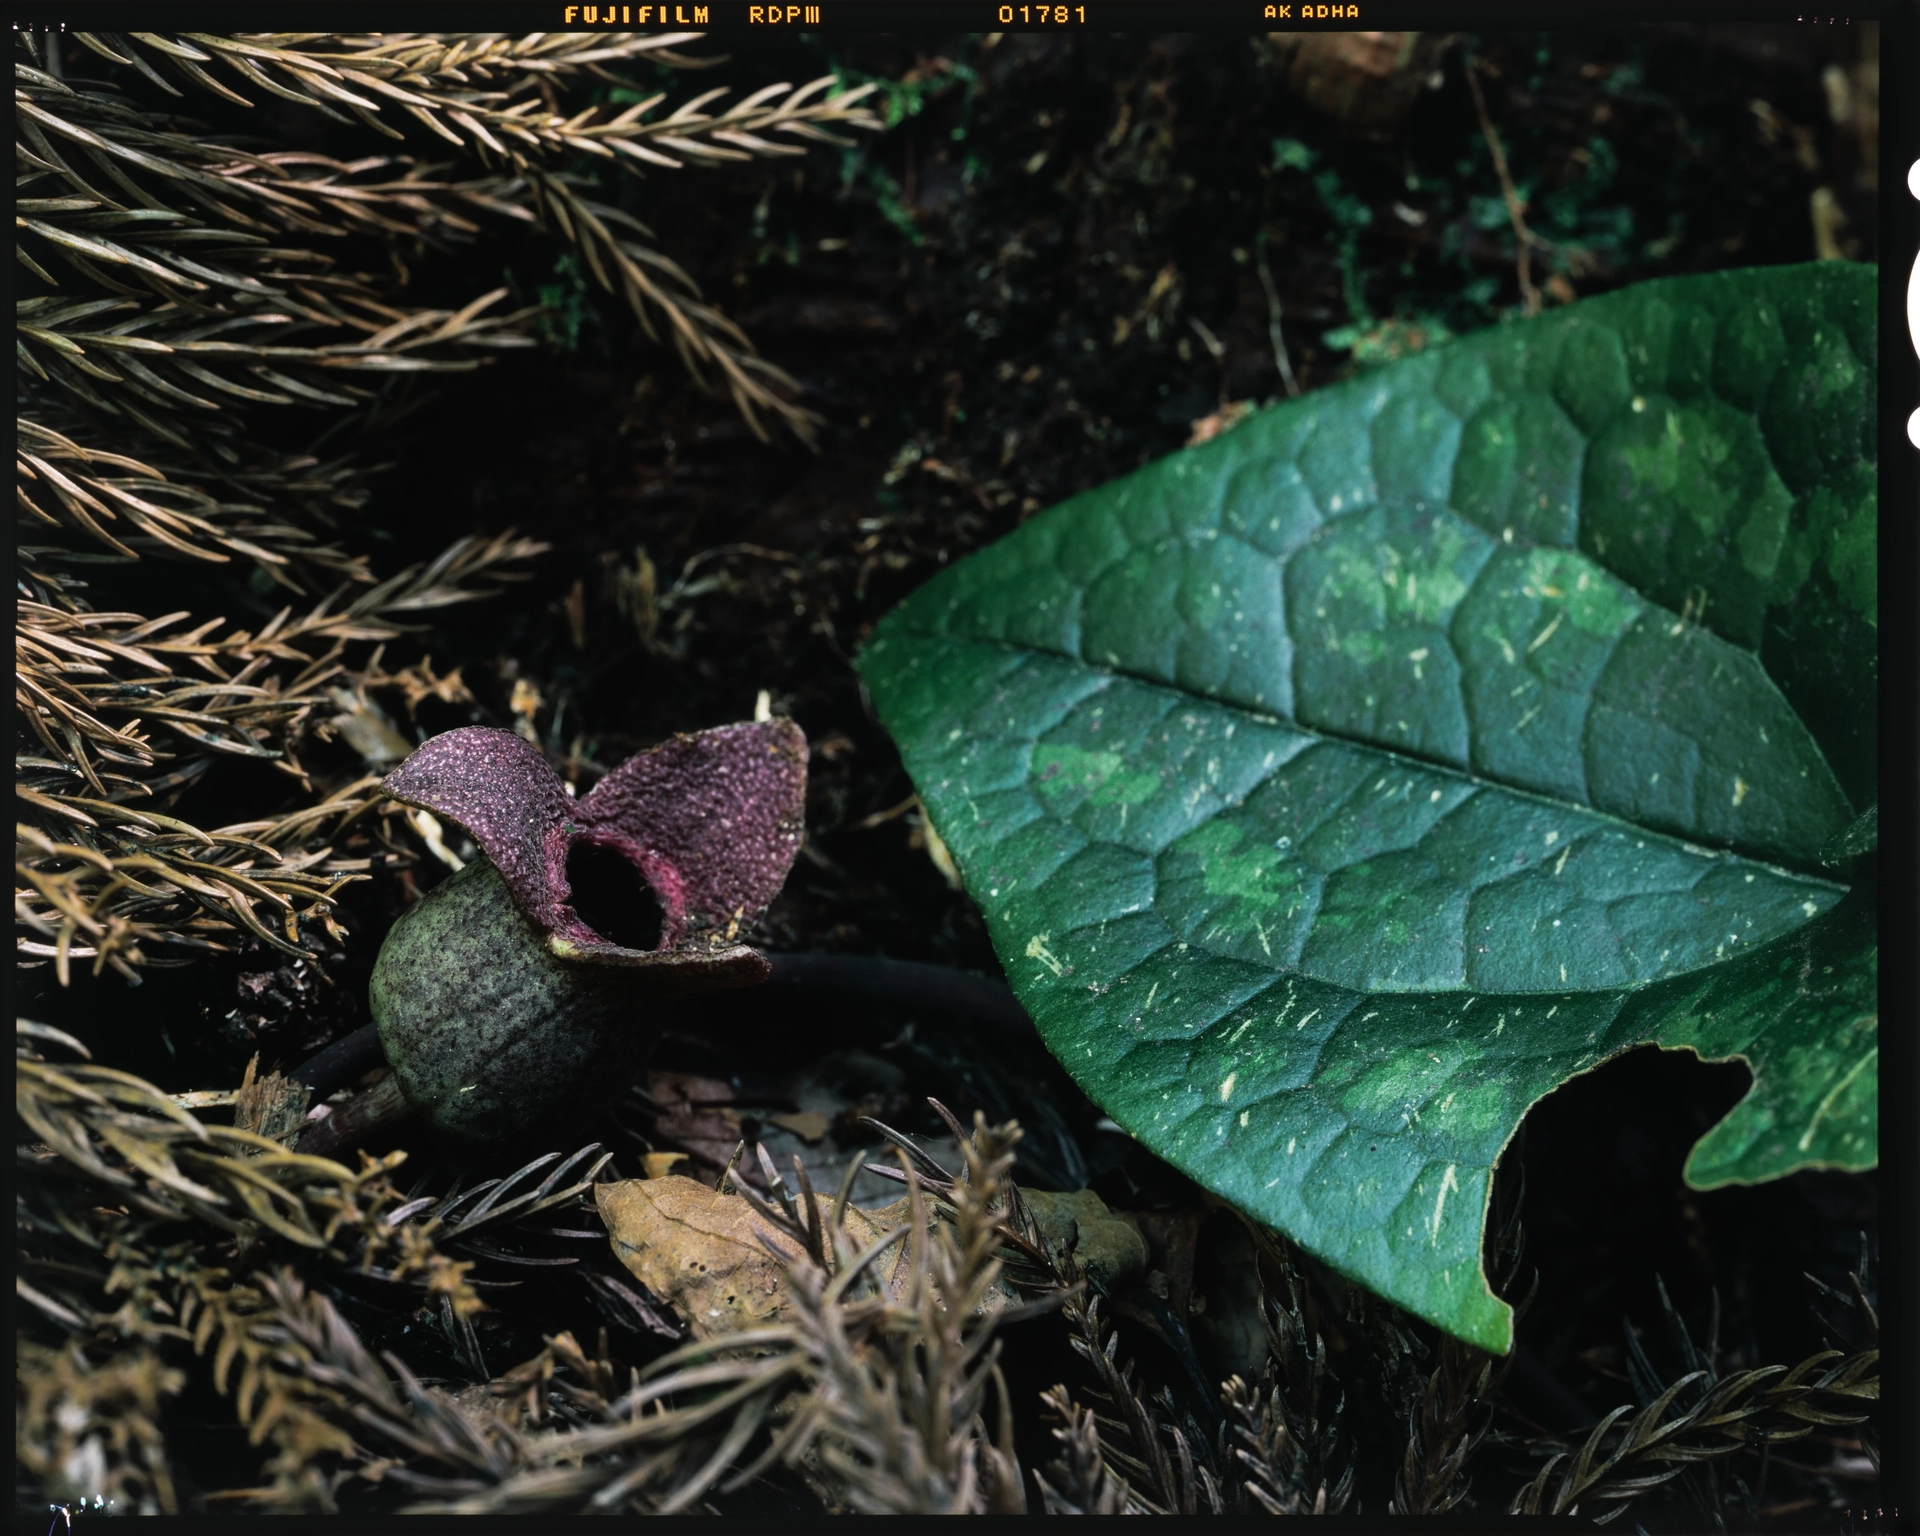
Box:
[17,530,546,977]
[1508,1270,1879,1523]
[17,27,874,974]
[1389,1158,1531,1514]
[17,1009,1880,1516]
[15,1337,184,1515]
[1221,1227,1354,1515]
[20,30,878,448]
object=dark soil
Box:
[27,23,1883,1524]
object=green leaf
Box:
[1819,803,1877,867]
[1650,886,1877,1188]
[857,265,1876,1352]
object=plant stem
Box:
[287,954,1036,1156]
[295,1071,412,1160]
[291,1026,389,1099]
[761,952,1036,1044]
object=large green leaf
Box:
[857,265,1877,1352]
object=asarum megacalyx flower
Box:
[368,719,807,1142]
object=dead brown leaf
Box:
[369,653,474,717]
[768,1110,831,1143]
[646,1071,746,1175]
[323,686,415,768]
[508,676,544,743]
[595,1174,1023,1340]
[596,1174,907,1339]
[1266,32,1459,140]
[1186,399,1255,447]
[1022,1188,1148,1293]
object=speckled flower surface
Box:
[382,718,808,976]
[370,719,808,1140]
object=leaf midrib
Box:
[877,624,1853,902]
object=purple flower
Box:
[382,717,808,987]
[358,718,809,1143]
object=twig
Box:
[1253,231,1300,398]
[1463,55,1543,316]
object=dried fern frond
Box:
[17,72,532,279]
[25,32,881,444]
[16,818,368,979]
[1389,1318,1512,1514]
[373,1143,686,1358]
[395,1222,813,1512]
[385,1142,619,1310]
[16,284,536,468]
[1808,1234,1879,1354]
[273,31,725,81]
[15,1336,185,1515]
[77,33,880,172]
[517,166,819,441]
[16,22,872,967]
[398,1322,808,1515]
[1045,1284,1211,1515]
[16,530,545,973]
[856,1097,1060,1294]
[1222,1372,1324,1515]
[19,416,373,585]
[865,1100,1211,1517]
[16,74,542,455]
[11,1023,531,1508]
[343,1119,1038,1516]
[1236,1224,1354,1514]
[1034,1381,1128,1514]
[14,1045,786,1515]
[17,1052,1049,1515]
[19,1044,420,1251]
[758,1115,1032,1515]
[89,1249,530,1511]
[1390,1156,1531,1514]
[1509,1348,1879,1520]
